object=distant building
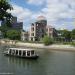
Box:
[11,22,23,30]
[29,16,47,41]
[29,16,58,41]
[1,16,23,30]
[46,26,58,38]
[21,31,29,41]
[10,17,17,23]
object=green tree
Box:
[6,30,21,40]
[0,22,12,37]
[71,29,75,40]
[0,25,8,37]
[43,35,54,45]
[61,30,71,42]
[0,0,12,21]
[0,0,13,37]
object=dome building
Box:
[37,16,46,21]
[36,16,47,25]
[29,16,58,41]
[29,16,47,41]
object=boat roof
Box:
[8,48,35,51]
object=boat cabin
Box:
[7,48,36,57]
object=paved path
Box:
[16,42,75,51]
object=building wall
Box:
[29,20,47,41]
[46,26,58,38]
[29,16,58,41]
[21,31,29,41]
[11,22,23,30]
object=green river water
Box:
[0,45,75,75]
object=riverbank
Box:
[16,42,75,51]
[0,39,75,51]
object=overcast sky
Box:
[7,0,75,30]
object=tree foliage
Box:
[0,0,13,37]
[0,0,12,21]
[62,30,71,39]
[58,30,71,42]
[71,29,75,40]
[6,30,21,40]
[0,25,8,37]
[43,35,54,45]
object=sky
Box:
[7,0,75,30]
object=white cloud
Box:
[7,4,34,30]
[27,0,45,5]
[31,0,75,30]
[7,4,32,22]
[8,0,75,30]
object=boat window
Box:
[27,51,30,56]
[9,49,11,54]
[19,50,21,56]
[16,50,18,55]
[31,50,34,55]
[23,51,26,56]
[11,50,15,54]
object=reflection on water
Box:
[7,56,39,68]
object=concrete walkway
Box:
[16,42,75,51]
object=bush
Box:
[70,42,75,46]
[43,36,54,45]
[63,42,70,45]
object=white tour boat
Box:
[4,48,39,59]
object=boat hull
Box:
[4,53,39,59]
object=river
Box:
[0,45,75,75]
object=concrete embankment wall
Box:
[0,39,16,45]
[16,42,75,51]
[0,39,75,51]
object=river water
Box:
[0,46,75,75]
